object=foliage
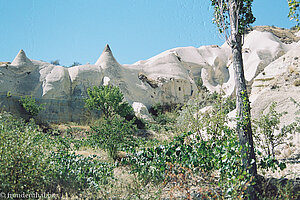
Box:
[177,92,235,139]
[49,149,114,195]
[0,112,114,196]
[211,0,256,35]
[19,96,45,117]
[146,103,179,132]
[89,115,138,161]
[253,102,294,158]
[124,129,253,198]
[256,155,286,173]
[0,113,52,194]
[195,77,208,92]
[123,132,215,183]
[288,0,300,28]
[152,112,177,126]
[85,85,134,119]
[124,96,253,198]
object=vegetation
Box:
[50,59,60,66]
[122,95,298,199]
[69,61,81,67]
[2,3,300,197]
[177,92,235,137]
[85,85,138,160]
[288,0,300,28]
[19,96,45,118]
[211,1,257,198]
[0,112,114,198]
[85,85,134,120]
[1,87,299,198]
[89,115,137,161]
[253,102,295,158]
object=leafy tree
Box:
[85,85,139,160]
[210,0,257,198]
[288,0,300,28]
[90,115,137,161]
[85,85,134,119]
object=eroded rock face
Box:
[249,45,300,159]
[0,44,198,122]
[1,27,300,123]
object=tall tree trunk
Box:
[229,0,257,199]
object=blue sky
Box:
[0,0,296,66]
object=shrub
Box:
[124,94,255,199]
[85,85,134,120]
[177,93,235,139]
[124,128,252,198]
[0,112,114,196]
[49,149,114,195]
[195,77,208,92]
[253,102,294,158]
[0,113,52,194]
[19,96,45,117]
[89,115,137,161]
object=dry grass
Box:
[254,77,275,82]
[254,84,266,88]
[252,26,300,44]
[54,123,90,132]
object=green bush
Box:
[49,149,114,195]
[90,115,137,161]
[195,77,208,92]
[253,102,286,157]
[0,112,114,196]
[124,129,251,198]
[19,96,45,117]
[123,95,255,198]
[177,93,234,139]
[85,85,134,119]
[123,132,215,183]
[0,113,52,194]
[252,101,299,173]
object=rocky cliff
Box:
[1,27,300,125]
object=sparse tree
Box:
[50,59,60,66]
[70,62,81,67]
[210,0,257,198]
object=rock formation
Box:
[0,27,300,127]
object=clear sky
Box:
[0,0,296,66]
